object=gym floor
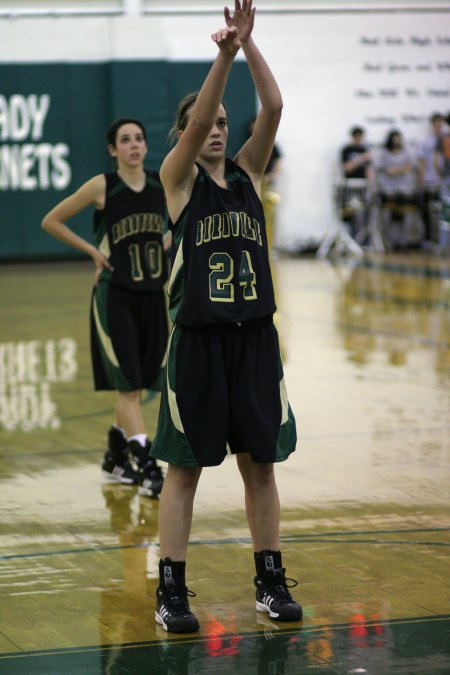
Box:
[0,252,449,674]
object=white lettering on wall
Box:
[0,94,71,191]
[355,33,450,127]
[0,338,78,431]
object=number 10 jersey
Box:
[93,171,168,292]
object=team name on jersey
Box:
[196,211,262,247]
[112,212,164,244]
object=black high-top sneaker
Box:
[254,550,302,622]
[101,449,140,484]
[107,426,128,454]
[155,559,200,633]
[101,426,139,484]
[128,440,164,497]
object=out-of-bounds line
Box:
[0,613,449,661]
[1,528,448,560]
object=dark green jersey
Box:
[169,159,276,326]
[94,171,168,291]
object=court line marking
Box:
[344,289,450,310]
[353,258,450,280]
[1,528,449,561]
[282,310,450,348]
[0,613,449,660]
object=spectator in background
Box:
[417,112,445,244]
[339,126,374,241]
[434,123,450,251]
[434,113,450,201]
[248,117,282,253]
[377,129,418,249]
[341,126,375,186]
[433,113,450,248]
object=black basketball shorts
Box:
[90,281,168,392]
[150,318,297,467]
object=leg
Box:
[380,205,393,248]
[155,464,202,633]
[93,283,164,489]
[102,389,146,485]
[236,452,280,551]
[237,452,302,622]
[109,390,165,495]
[115,390,145,436]
[158,464,202,560]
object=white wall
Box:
[1,6,449,248]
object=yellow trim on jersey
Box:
[166,328,185,433]
[168,237,184,297]
[93,295,119,367]
[280,377,289,425]
[99,233,110,259]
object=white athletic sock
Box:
[128,433,147,447]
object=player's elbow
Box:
[268,100,283,116]
[41,214,56,233]
[267,104,283,127]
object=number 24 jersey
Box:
[168,159,276,327]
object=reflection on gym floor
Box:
[0,254,449,674]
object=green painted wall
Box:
[0,61,255,260]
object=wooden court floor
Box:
[0,252,449,674]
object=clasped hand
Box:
[211,0,256,53]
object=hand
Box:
[91,248,113,286]
[224,0,256,43]
[211,25,241,56]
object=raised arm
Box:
[41,174,113,280]
[160,25,241,218]
[227,1,283,188]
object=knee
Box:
[167,465,202,492]
[118,390,141,404]
[256,462,275,483]
[244,461,275,489]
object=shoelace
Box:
[262,571,298,603]
[165,585,196,615]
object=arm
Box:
[265,155,282,185]
[385,162,414,177]
[41,174,113,279]
[229,1,283,189]
[342,151,372,174]
[160,26,240,219]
